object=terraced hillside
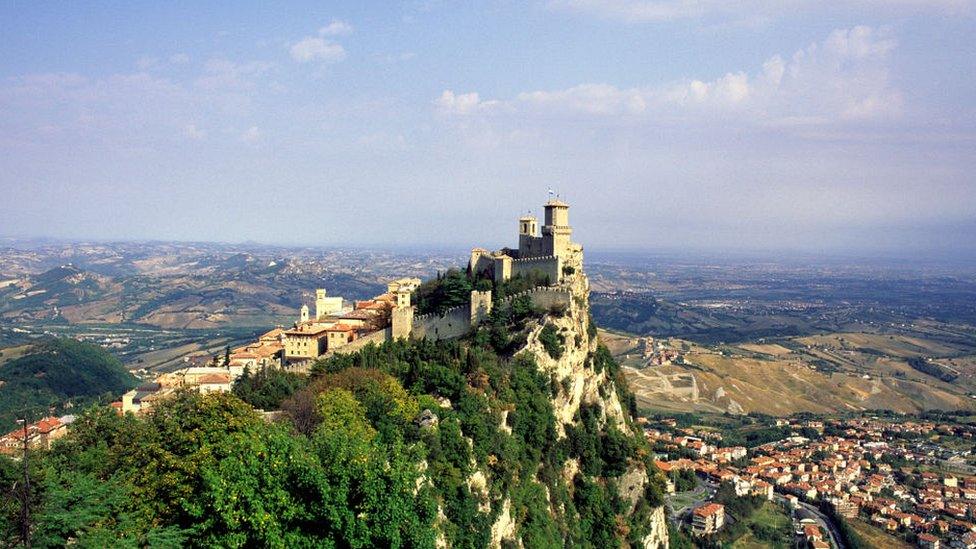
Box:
[604,329,976,415]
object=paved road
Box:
[775,494,845,549]
[665,482,713,524]
[669,482,846,549]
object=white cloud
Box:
[319,19,353,36]
[195,59,272,90]
[289,37,346,63]
[438,26,902,126]
[549,0,974,22]
[0,55,285,152]
[435,90,502,115]
[241,126,261,142]
[183,123,205,140]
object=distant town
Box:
[649,413,976,548]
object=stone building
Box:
[315,288,343,320]
[469,198,583,284]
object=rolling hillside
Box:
[0,242,463,330]
[602,329,976,416]
[0,338,137,431]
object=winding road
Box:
[773,494,846,549]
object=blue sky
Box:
[1,1,974,256]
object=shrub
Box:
[233,366,307,410]
[539,324,565,359]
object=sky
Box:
[1,1,974,257]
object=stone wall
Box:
[411,305,472,340]
[498,286,573,312]
[509,255,560,284]
[329,328,390,356]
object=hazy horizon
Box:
[2,2,974,255]
[3,233,975,272]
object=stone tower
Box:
[518,214,545,258]
[300,304,310,324]
[315,289,328,319]
[470,290,493,325]
[394,287,411,308]
[542,199,573,259]
[315,288,342,319]
[519,214,538,238]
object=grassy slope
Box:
[0,338,137,431]
[729,502,792,549]
[847,518,912,549]
[0,345,31,368]
[604,328,976,416]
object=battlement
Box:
[413,303,469,323]
[511,254,557,263]
[497,286,573,312]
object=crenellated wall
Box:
[411,304,472,340]
[506,285,572,311]
[325,327,390,356]
[509,255,561,284]
[405,287,573,343]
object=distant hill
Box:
[0,338,137,431]
[0,241,463,329]
[602,329,976,416]
[590,292,809,344]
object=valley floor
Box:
[603,328,976,416]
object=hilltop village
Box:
[114,198,585,414]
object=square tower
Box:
[542,199,573,259]
[518,214,544,257]
[543,199,570,227]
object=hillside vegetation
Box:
[0,288,667,547]
[0,338,137,431]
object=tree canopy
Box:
[1,335,663,547]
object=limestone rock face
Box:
[486,273,669,548]
[642,505,669,549]
[490,499,517,548]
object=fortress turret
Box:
[542,199,573,259]
[518,214,545,258]
[519,214,538,238]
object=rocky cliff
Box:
[480,272,669,548]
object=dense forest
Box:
[0,297,664,547]
[0,338,137,432]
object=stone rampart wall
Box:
[412,305,472,340]
[510,255,560,284]
[497,286,573,312]
[331,327,390,356]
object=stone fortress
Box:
[238,198,583,371]
[469,198,584,285]
[390,197,584,345]
[115,198,586,410]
